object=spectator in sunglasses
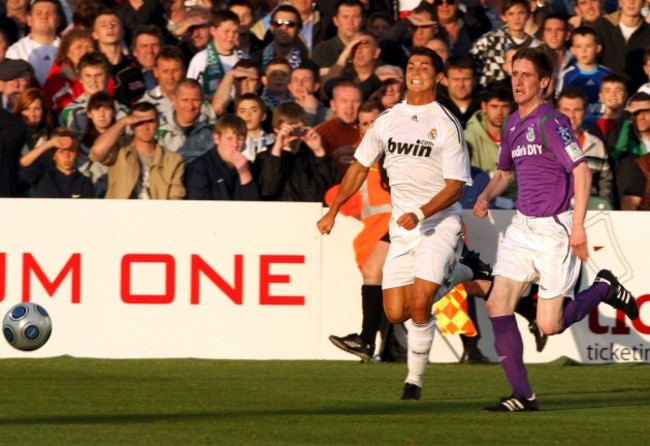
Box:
[251,4,309,72]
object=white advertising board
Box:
[0,200,647,363]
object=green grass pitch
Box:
[0,357,648,445]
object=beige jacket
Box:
[91,141,186,199]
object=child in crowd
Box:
[470,0,541,86]
[59,51,129,134]
[254,102,341,202]
[235,93,274,161]
[187,9,243,98]
[557,26,611,127]
[19,127,95,198]
[79,91,116,197]
[185,114,259,200]
[593,74,628,141]
[260,57,293,111]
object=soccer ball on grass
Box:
[3,303,53,351]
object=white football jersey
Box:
[355,100,472,252]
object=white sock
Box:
[405,317,435,388]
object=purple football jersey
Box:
[498,103,586,217]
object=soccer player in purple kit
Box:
[473,47,640,412]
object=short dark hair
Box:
[408,47,444,75]
[131,24,163,52]
[264,57,291,73]
[209,9,239,28]
[272,102,306,129]
[542,12,568,30]
[87,91,115,111]
[235,93,265,111]
[155,45,185,66]
[92,9,120,29]
[215,113,247,137]
[481,81,513,104]
[292,62,320,84]
[234,58,261,74]
[570,26,600,46]
[131,101,158,115]
[512,47,554,80]
[77,51,110,74]
[358,99,383,114]
[501,0,531,14]
[444,56,476,75]
[600,73,627,90]
[335,0,364,15]
[556,86,588,108]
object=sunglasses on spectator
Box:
[434,0,455,5]
[273,19,298,28]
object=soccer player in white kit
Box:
[318,47,472,400]
[474,48,639,412]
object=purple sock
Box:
[490,315,533,399]
[561,282,609,332]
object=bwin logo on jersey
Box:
[387,137,433,157]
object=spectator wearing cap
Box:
[0,58,35,112]
[312,0,364,78]
[5,0,61,87]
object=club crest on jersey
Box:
[564,141,584,161]
[428,128,437,140]
[412,115,418,122]
[526,126,535,142]
[556,125,573,143]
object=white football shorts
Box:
[382,215,463,290]
[493,210,581,299]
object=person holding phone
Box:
[254,101,341,202]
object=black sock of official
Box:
[360,285,384,346]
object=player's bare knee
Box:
[537,319,561,336]
[385,308,407,324]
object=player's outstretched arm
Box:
[473,169,515,218]
[570,162,592,261]
[317,161,370,235]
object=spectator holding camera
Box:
[185,114,260,200]
[90,101,186,200]
[19,127,95,199]
[255,101,341,202]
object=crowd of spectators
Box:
[1,0,650,209]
